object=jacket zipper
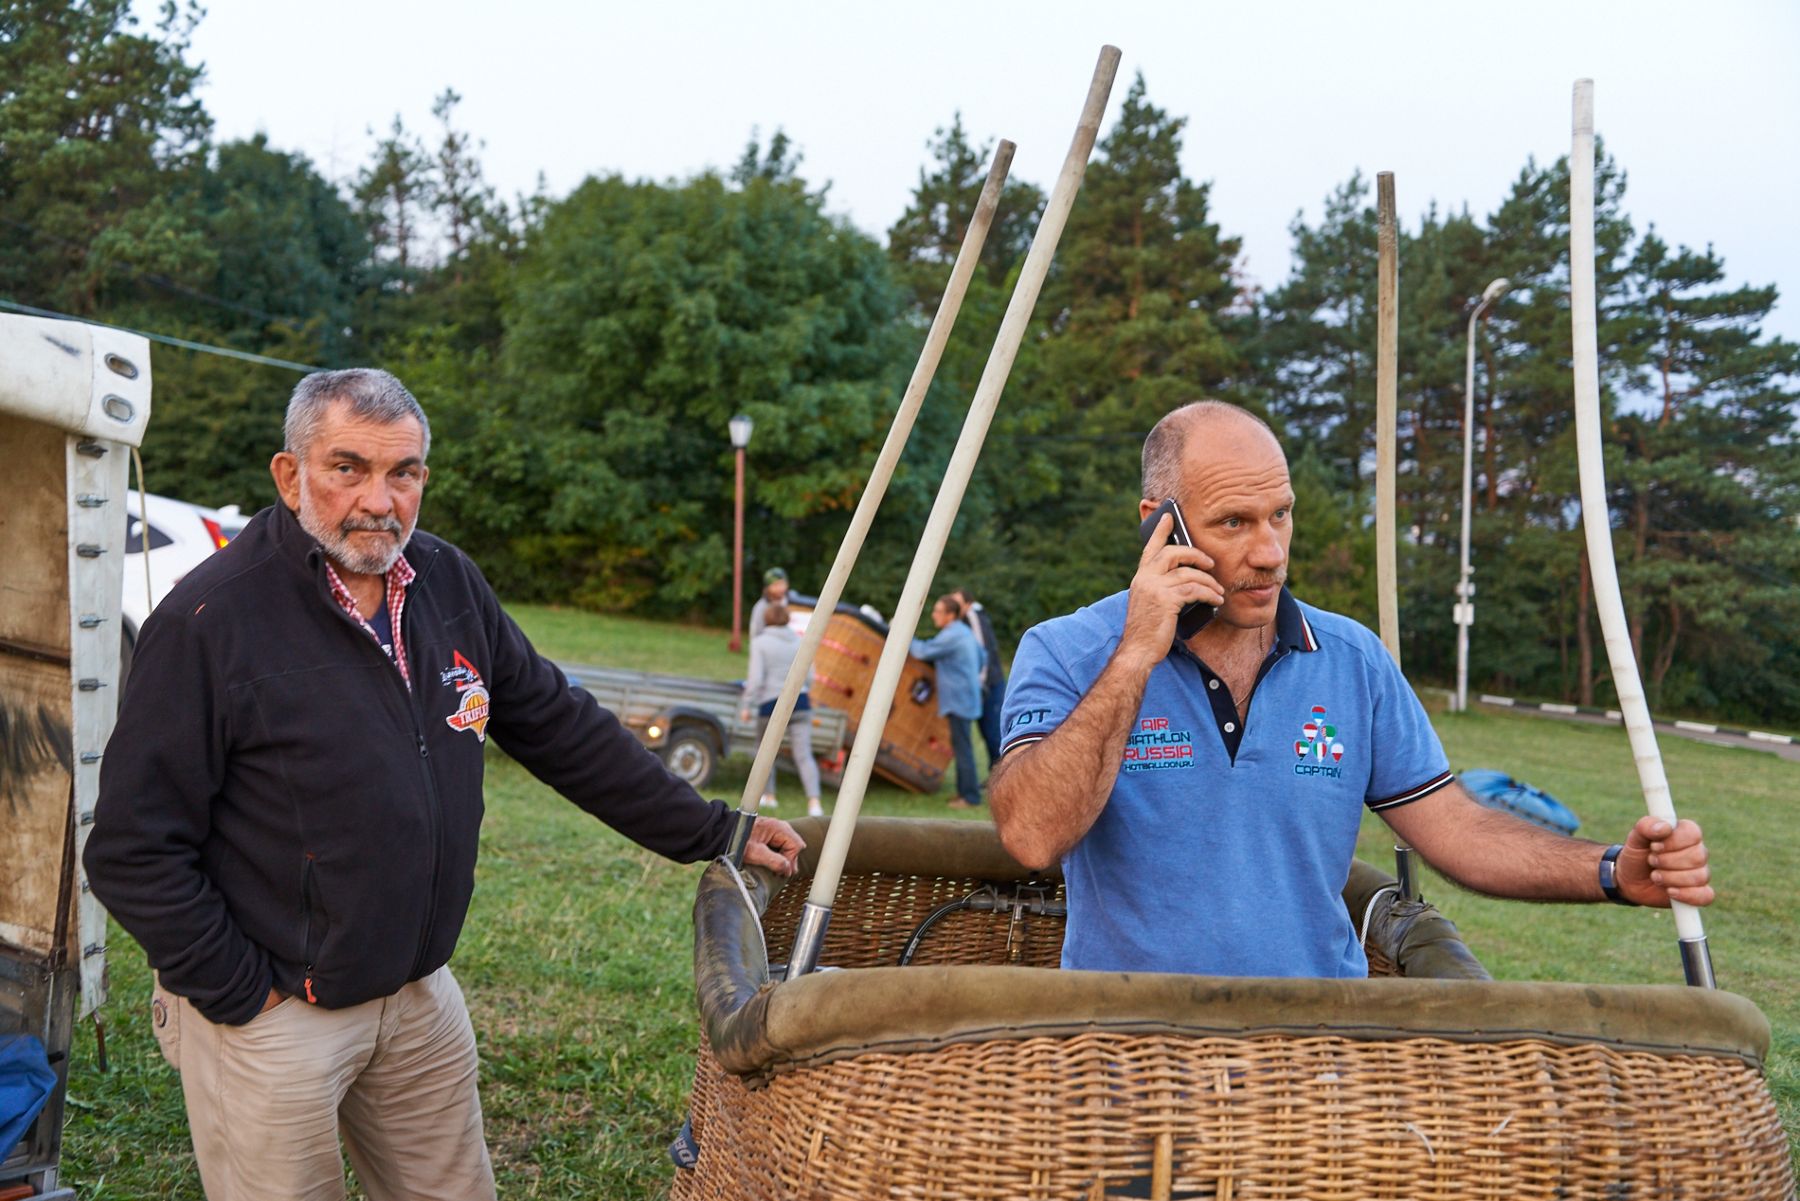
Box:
[312,547,447,983]
[301,852,319,1003]
[400,553,444,979]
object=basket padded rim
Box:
[746,966,1770,1077]
[783,815,1043,881]
[707,819,1769,1077]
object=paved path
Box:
[1462,693,1800,764]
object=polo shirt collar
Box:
[1275,586,1319,653]
[1169,586,1318,656]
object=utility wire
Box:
[0,298,327,373]
[0,214,306,331]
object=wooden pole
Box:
[1568,78,1714,987]
[1374,172,1418,900]
[787,45,1123,977]
[1374,172,1400,667]
[734,140,1017,820]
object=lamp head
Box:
[1481,277,1511,303]
[729,413,754,449]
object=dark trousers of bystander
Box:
[975,674,1006,769]
[947,716,981,807]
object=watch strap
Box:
[1598,843,1633,905]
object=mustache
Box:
[340,515,403,536]
[1232,571,1286,592]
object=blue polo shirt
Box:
[1000,588,1452,979]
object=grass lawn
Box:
[60,606,1796,1196]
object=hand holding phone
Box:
[1137,497,1214,639]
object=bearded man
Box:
[84,369,802,1201]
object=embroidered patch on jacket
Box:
[1122,715,1194,772]
[441,650,491,743]
[1291,703,1346,778]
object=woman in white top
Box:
[738,601,824,816]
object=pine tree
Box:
[0,0,213,313]
[355,114,432,288]
[1609,231,1800,717]
[1258,173,1378,488]
[887,112,1042,297]
[966,74,1248,631]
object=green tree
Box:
[887,112,1042,295]
[966,74,1246,637]
[1607,232,1800,719]
[1257,173,1379,489]
[487,155,906,613]
[355,114,432,289]
[1035,72,1242,429]
[0,0,213,313]
[401,89,519,355]
[880,113,1048,626]
[196,135,366,353]
[133,136,369,510]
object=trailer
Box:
[558,662,849,791]
[1,313,150,1198]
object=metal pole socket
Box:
[724,809,756,869]
[1680,937,1717,989]
[786,901,833,978]
[1394,845,1421,902]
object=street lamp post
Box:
[728,413,754,653]
[1455,278,1509,713]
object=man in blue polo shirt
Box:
[990,401,1714,978]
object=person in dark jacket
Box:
[909,593,985,809]
[83,368,802,1201]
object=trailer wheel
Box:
[660,724,718,788]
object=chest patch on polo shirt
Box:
[440,650,491,743]
[1122,715,1194,772]
[1292,703,1346,778]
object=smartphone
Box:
[1137,497,1213,638]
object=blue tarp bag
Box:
[0,1034,56,1155]
[1459,768,1581,835]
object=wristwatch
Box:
[1598,843,1634,905]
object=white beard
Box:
[297,474,415,576]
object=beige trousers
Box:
[151,966,497,1201]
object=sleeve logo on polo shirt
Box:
[1292,703,1346,778]
[440,650,491,744]
[1122,715,1194,772]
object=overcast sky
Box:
[168,0,1800,343]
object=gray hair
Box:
[1141,401,1274,499]
[284,368,431,461]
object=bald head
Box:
[1141,402,1280,501]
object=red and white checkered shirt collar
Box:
[324,554,417,688]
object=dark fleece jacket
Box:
[86,501,733,1025]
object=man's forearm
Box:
[1385,786,1607,901]
[990,648,1155,869]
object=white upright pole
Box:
[730,141,1016,833]
[785,46,1123,978]
[1456,310,1476,713]
[1568,78,1714,988]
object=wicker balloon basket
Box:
[671,819,1792,1200]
